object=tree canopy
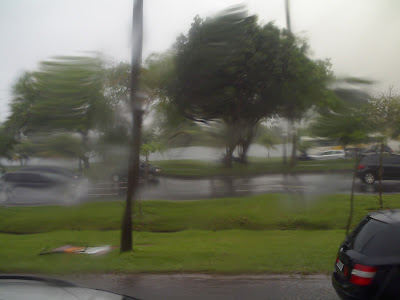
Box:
[159,6,332,166]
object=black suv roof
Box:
[360,153,400,161]
[369,209,400,224]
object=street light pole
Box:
[121,0,143,253]
[285,0,298,168]
[285,0,291,33]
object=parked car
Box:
[19,165,81,179]
[0,170,83,204]
[308,150,346,160]
[344,147,363,158]
[297,151,312,161]
[357,153,400,184]
[361,144,393,156]
[332,209,400,299]
[111,160,161,183]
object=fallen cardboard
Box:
[40,245,115,255]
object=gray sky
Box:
[0,0,399,122]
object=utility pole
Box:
[285,0,291,33]
[285,0,298,168]
[120,0,143,253]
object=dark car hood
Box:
[0,276,138,300]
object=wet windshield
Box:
[0,1,399,299]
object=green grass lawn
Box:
[152,158,355,177]
[78,158,355,180]
[0,194,398,234]
[0,229,344,274]
[2,194,398,274]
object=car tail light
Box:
[358,164,366,170]
[350,264,377,286]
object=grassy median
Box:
[153,158,355,177]
[0,229,344,274]
[82,158,354,179]
[1,193,399,274]
[0,194,396,234]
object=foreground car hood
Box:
[0,277,138,300]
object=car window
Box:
[362,224,400,257]
[21,173,49,183]
[350,218,400,256]
[5,173,21,182]
[360,155,379,164]
[389,155,400,164]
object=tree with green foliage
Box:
[34,134,84,159]
[6,72,39,136]
[12,140,35,166]
[0,126,17,161]
[157,6,333,167]
[26,55,111,169]
[258,130,279,158]
[3,72,39,164]
[277,33,333,166]
[169,6,285,167]
[309,77,375,235]
[310,78,374,150]
[140,141,162,179]
[367,88,400,140]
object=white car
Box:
[308,150,345,160]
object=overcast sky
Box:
[0,0,399,122]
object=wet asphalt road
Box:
[60,274,339,300]
[132,172,398,201]
[4,172,400,205]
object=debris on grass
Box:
[40,245,115,255]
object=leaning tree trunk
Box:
[224,143,235,168]
[282,137,287,165]
[81,155,90,169]
[238,122,257,164]
[239,137,252,164]
[80,131,90,169]
[145,154,149,180]
[289,119,297,168]
[282,121,290,165]
[223,122,238,168]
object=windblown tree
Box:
[169,6,286,167]
[0,126,17,162]
[310,78,375,149]
[309,78,375,233]
[6,72,39,136]
[367,88,400,141]
[157,6,333,167]
[277,32,334,166]
[33,134,84,160]
[27,55,112,169]
[3,72,39,163]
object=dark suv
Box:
[332,210,400,299]
[357,154,400,184]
